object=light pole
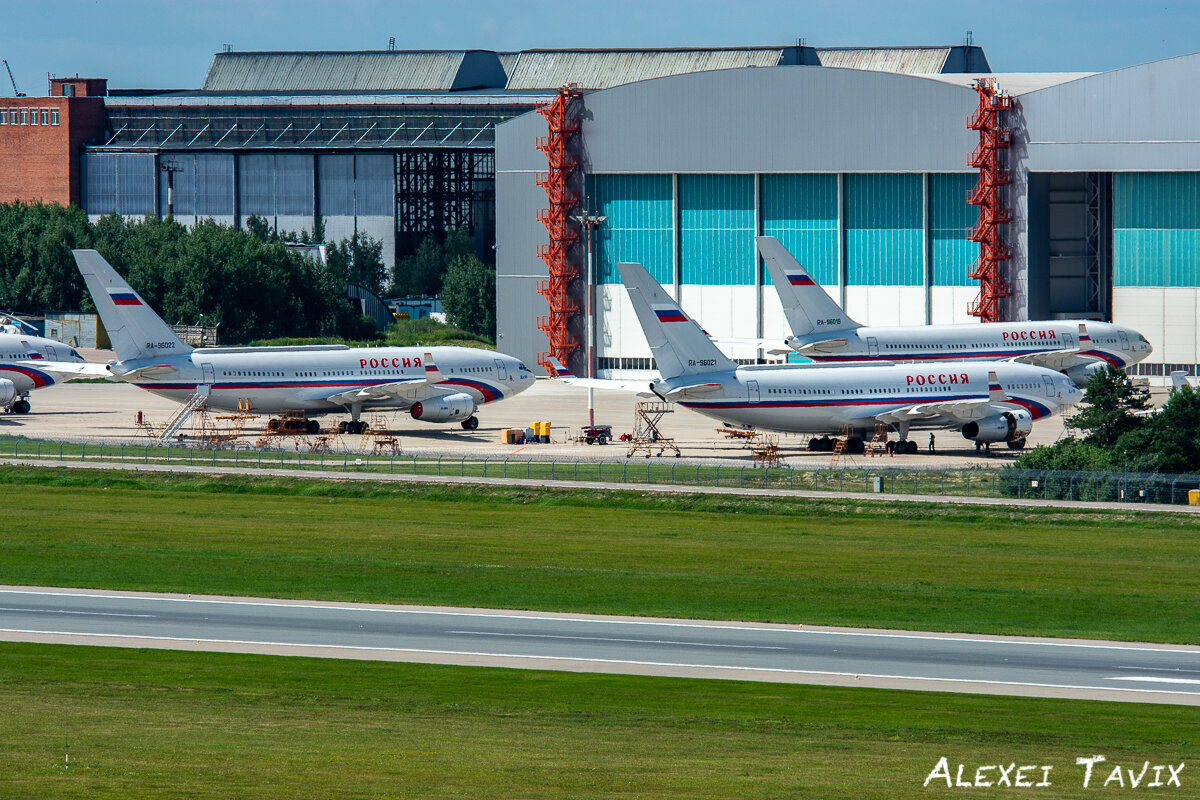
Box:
[572,207,606,427]
[159,158,183,219]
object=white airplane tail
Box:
[72,250,193,362]
[617,261,736,380]
[756,236,859,337]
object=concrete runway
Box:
[3,586,1199,705]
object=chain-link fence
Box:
[1,435,1197,506]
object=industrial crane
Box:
[2,60,25,97]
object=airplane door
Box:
[43,345,58,360]
[202,362,215,386]
[1119,330,1131,351]
[1061,331,1074,348]
[1042,376,1057,398]
[494,358,508,380]
[866,336,879,357]
[747,380,760,403]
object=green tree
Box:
[440,253,495,339]
[1064,365,1150,446]
[327,231,385,297]
[0,201,94,311]
[1116,384,1200,473]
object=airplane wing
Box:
[17,360,112,377]
[546,356,657,396]
[323,379,435,406]
[1008,350,1092,371]
[871,370,1022,426]
[323,351,449,406]
[1007,324,1091,370]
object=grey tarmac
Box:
[1,586,1199,705]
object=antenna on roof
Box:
[797,37,806,47]
[222,44,232,53]
[388,36,396,51]
[965,30,974,46]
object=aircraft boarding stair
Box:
[157,390,207,444]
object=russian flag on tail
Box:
[108,291,143,306]
[653,305,688,323]
[787,273,816,286]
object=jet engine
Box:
[961,409,1033,444]
[410,392,475,423]
[0,378,15,407]
[1065,360,1109,387]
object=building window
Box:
[40,109,48,125]
[19,108,28,125]
[7,109,15,125]
[0,110,5,126]
[50,108,58,125]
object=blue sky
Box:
[2,0,1197,94]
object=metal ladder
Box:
[157,390,207,444]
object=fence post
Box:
[437,455,443,476]
[527,458,533,479]
[598,461,602,481]
[551,460,555,480]
[697,465,702,486]
[460,456,466,477]
[763,467,769,488]
[789,467,793,490]
[503,458,508,478]
[623,460,628,482]
[482,457,488,478]
[60,442,64,461]
[646,461,651,483]
[671,463,676,484]
[992,473,996,498]
[81,443,85,462]
[739,467,745,488]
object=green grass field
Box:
[1,643,1196,800]
[2,466,1199,642]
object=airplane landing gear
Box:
[11,399,30,414]
[1006,437,1027,450]
[460,415,479,431]
[887,439,918,455]
[338,420,369,435]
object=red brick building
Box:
[0,78,108,206]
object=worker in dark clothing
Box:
[928,433,936,453]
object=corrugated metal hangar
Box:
[495,51,1200,384]
[6,43,1199,383]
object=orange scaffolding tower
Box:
[534,85,584,373]
[965,78,1013,323]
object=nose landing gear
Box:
[460,415,479,431]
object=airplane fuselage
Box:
[788,320,1151,381]
[664,361,1079,435]
[0,334,86,396]
[118,345,535,416]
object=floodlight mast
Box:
[572,207,606,427]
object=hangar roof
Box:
[194,45,991,95]
[504,48,790,90]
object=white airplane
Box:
[72,249,536,433]
[756,236,1152,386]
[553,261,1081,454]
[0,332,97,414]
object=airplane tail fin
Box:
[1171,370,1190,391]
[422,352,444,383]
[71,250,193,363]
[546,356,574,379]
[617,261,737,380]
[756,236,859,336]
